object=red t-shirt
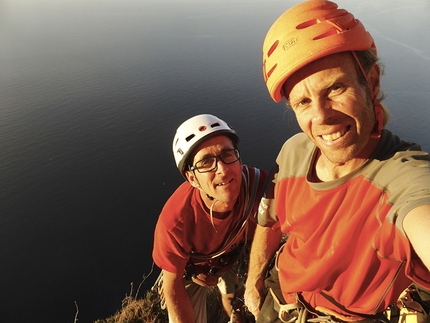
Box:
[153,166,267,274]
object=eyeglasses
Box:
[190,149,240,173]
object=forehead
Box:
[192,135,234,160]
[283,52,358,98]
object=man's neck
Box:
[311,137,380,182]
[313,156,365,181]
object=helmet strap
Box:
[370,102,384,138]
[351,51,383,138]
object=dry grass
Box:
[94,286,229,323]
[92,252,260,323]
[94,288,167,323]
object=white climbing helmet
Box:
[172,114,239,176]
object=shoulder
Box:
[366,130,430,232]
[374,129,426,158]
[158,182,197,224]
[277,132,314,163]
[283,132,313,148]
[275,133,314,180]
[369,130,430,178]
[165,181,195,204]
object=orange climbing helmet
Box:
[263,0,376,103]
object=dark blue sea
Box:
[1,0,429,322]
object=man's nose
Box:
[215,158,229,173]
[312,99,333,124]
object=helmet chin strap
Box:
[193,175,215,200]
[195,183,215,201]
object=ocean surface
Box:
[1,0,429,322]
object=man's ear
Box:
[367,63,381,99]
[185,170,200,188]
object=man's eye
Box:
[299,99,311,105]
[221,151,234,158]
[293,98,311,110]
[200,159,213,167]
[330,84,343,93]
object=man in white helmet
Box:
[153,114,268,323]
[244,1,430,323]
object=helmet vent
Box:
[210,123,220,128]
[267,40,279,57]
[313,28,341,40]
[296,9,349,31]
[266,64,277,80]
[185,134,195,142]
[296,19,320,30]
[325,9,349,20]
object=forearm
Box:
[245,224,282,317]
[247,224,282,284]
[162,270,194,323]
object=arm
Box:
[162,269,194,323]
[403,204,430,270]
[244,224,282,318]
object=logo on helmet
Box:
[282,37,299,51]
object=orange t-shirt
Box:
[259,130,430,315]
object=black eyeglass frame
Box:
[189,148,240,173]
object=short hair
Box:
[353,49,389,126]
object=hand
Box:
[191,272,219,287]
[244,279,265,318]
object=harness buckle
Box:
[278,302,304,322]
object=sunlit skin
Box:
[185,135,242,216]
[283,52,381,181]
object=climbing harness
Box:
[267,285,430,323]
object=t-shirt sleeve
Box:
[153,218,189,273]
[152,184,191,273]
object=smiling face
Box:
[185,135,242,213]
[284,52,380,171]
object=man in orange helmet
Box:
[244,1,430,323]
